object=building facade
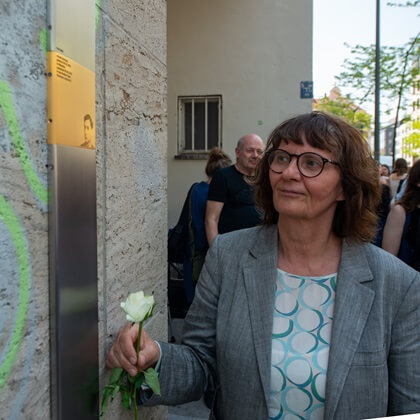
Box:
[397,71,420,164]
[167,0,313,226]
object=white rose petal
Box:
[120,291,155,323]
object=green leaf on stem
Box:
[121,389,132,410]
[135,373,144,390]
[128,374,136,384]
[100,386,112,417]
[144,368,161,395]
[111,385,120,399]
[109,367,124,384]
[120,384,129,393]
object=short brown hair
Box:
[254,111,381,242]
[205,147,232,178]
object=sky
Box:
[313,0,419,112]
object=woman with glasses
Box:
[106,112,420,419]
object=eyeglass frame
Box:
[267,148,340,178]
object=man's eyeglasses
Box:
[268,149,340,178]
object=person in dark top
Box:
[205,133,264,244]
[383,159,420,270]
[183,148,232,303]
[373,168,391,247]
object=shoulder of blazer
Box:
[214,224,277,258]
[341,240,420,292]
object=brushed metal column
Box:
[47,0,98,418]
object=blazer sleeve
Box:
[388,270,420,415]
[143,235,222,406]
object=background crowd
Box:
[174,125,419,305]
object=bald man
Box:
[205,134,264,245]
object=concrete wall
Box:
[167,0,313,226]
[0,0,50,418]
[0,0,167,419]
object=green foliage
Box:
[144,368,161,396]
[335,36,420,116]
[135,375,144,390]
[402,121,420,157]
[100,366,161,418]
[314,95,372,137]
[100,368,124,416]
[335,28,419,160]
[109,367,124,384]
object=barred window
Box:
[178,96,222,154]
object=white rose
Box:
[120,291,155,323]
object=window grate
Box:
[178,95,222,154]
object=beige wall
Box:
[167,0,313,226]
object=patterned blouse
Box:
[268,269,337,420]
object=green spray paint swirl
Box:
[0,80,48,205]
[0,195,31,391]
[96,0,101,28]
[39,0,101,54]
[39,28,47,53]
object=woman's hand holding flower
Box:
[101,291,160,419]
[106,323,160,376]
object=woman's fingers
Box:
[106,324,161,376]
[106,323,138,376]
[137,330,161,370]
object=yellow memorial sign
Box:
[47,51,95,149]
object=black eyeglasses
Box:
[268,149,340,178]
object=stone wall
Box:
[0,0,50,418]
[96,1,167,418]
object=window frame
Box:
[177,95,222,158]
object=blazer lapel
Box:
[324,240,375,419]
[242,225,278,409]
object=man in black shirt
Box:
[205,134,264,244]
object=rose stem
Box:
[133,321,143,420]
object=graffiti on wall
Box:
[0,9,47,413]
[0,1,102,417]
[0,80,48,205]
[0,196,31,391]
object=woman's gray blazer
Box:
[147,225,420,419]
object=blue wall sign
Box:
[300,81,313,99]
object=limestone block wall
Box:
[0,0,167,419]
[96,1,168,419]
[0,0,50,418]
